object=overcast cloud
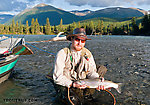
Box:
[0,0,149,15]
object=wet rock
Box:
[116,57,121,62]
[134,72,139,75]
[131,53,135,57]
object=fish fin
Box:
[116,83,123,93]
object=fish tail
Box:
[116,83,123,93]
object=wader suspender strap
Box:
[63,46,92,80]
[63,46,91,62]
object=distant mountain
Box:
[0,14,14,24]
[7,3,81,25]
[129,7,147,15]
[70,10,93,16]
[5,4,145,26]
[84,7,144,19]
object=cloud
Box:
[65,0,125,7]
[64,0,150,8]
[25,0,53,8]
[0,0,53,12]
[0,0,26,11]
[0,0,149,15]
[137,0,150,5]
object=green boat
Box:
[0,36,33,83]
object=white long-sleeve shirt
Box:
[53,47,99,87]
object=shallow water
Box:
[0,35,150,105]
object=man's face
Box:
[71,38,86,51]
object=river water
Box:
[0,35,150,105]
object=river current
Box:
[0,35,150,105]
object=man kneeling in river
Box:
[52,28,107,104]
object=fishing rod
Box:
[25,32,65,55]
[26,32,65,43]
[0,37,10,42]
[25,42,56,56]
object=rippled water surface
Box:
[0,35,150,105]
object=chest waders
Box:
[47,47,116,105]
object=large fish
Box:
[76,78,122,93]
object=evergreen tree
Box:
[0,25,4,34]
[40,26,43,34]
[139,23,142,30]
[25,20,29,34]
[34,18,40,34]
[31,18,35,34]
[142,14,150,34]
[83,23,86,29]
[78,21,81,28]
[15,21,19,34]
[67,25,71,32]
[127,24,130,34]
[19,21,23,34]
[59,18,63,32]
[54,25,57,32]
[72,22,76,29]
[11,19,15,34]
[45,18,51,35]
[100,20,104,35]
[130,27,133,33]
[131,17,139,35]
[51,26,54,33]
[86,24,92,35]
[97,20,101,32]
[5,25,9,34]
[109,24,113,34]
[103,27,107,35]
[68,22,76,33]
[90,21,94,35]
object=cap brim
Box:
[67,34,91,41]
[76,35,91,40]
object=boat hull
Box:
[0,36,33,84]
[0,55,18,83]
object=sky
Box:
[0,0,149,15]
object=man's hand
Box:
[73,82,87,89]
[96,85,105,91]
[96,77,105,91]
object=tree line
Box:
[0,14,150,36]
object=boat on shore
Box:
[0,36,33,83]
[50,32,67,41]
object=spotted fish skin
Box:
[76,78,122,93]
